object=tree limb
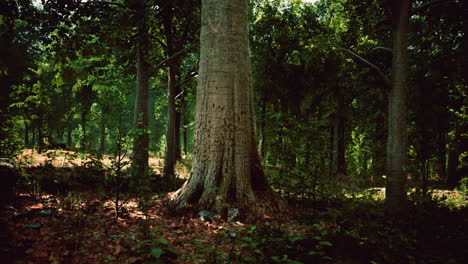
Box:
[155,43,199,69]
[175,71,198,89]
[372,46,393,53]
[329,45,392,91]
[87,1,127,9]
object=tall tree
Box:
[161,1,199,181]
[170,0,287,220]
[132,16,150,180]
[384,0,412,213]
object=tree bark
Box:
[132,25,150,180]
[169,0,287,221]
[385,0,412,214]
[163,9,183,179]
[163,58,178,179]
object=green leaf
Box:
[153,237,169,245]
[151,247,164,259]
[288,261,304,264]
[39,209,52,216]
[318,241,333,247]
[23,223,41,229]
[289,236,303,242]
[135,240,152,247]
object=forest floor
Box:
[1,150,467,264]
[2,189,467,264]
[1,191,262,264]
[17,149,192,178]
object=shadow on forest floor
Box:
[1,150,467,263]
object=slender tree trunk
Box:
[258,101,266,162]
[132,24,150,180]
[170,0,287,220]
[446,148,460,188]
[332,86,346,175]
[436,141,447,182]
[182,116,188,156]
[163,10,183,179]
[385,0,412,214]
[38,117,45,153]
[99,110,106,153]
[164,61,183,177]
[32,126,36,150]
[164,59,178,179]
[329,125,334,176]
[175,106,182,161]
[24,121,29,148]
[67,124,72,147]
[372,103,387,185]
[81,111,87,150]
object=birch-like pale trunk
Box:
[170,0,287,220]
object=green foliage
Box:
[135,227,176,264]
[458,177,468,197]
[202,222,335,264]
[0,114,22,157]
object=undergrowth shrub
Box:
[201,222,335,264]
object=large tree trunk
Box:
[385,0,411,214]
[169,0,287,221]
[132,31,150,180]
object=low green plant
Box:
[135,227,176,264]
[457,177,468,196]
[206,222,334,264]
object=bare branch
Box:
[175,71,198,89]
[329,45,392,91]
[372,46,393,53]
[155,43,199,69]
[87,1,127,9]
